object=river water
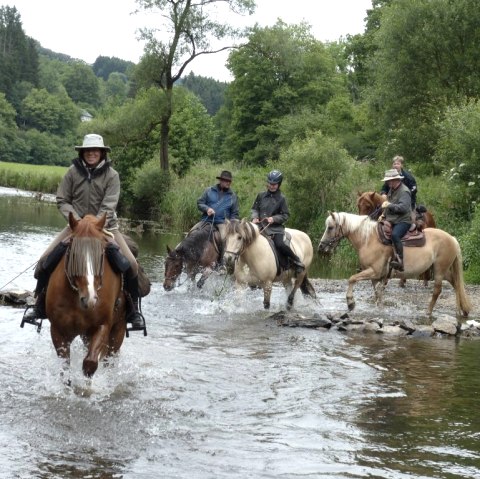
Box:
[0,187,479,479]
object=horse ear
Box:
[357,191,362,197]
[369,192,376,200]
[68,212,78,230]
[167,245,172,254]
[327,210,332,217]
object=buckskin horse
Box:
[223,219,316,310]
[46,213,127,378]
[357,191,436,286]
[163,225,220,290]
[318,211,471,317]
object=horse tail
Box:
[300,276,316,298]
[450,241,471,316]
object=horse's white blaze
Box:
[85,250,97,307]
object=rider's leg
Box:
[390,222,410,271]
[23,227,71,322]
[273,233,305,274]
[113,231,145,329]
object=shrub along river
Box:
[0,187,479,479]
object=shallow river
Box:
[0,188,479,479]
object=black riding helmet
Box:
[267,170,283,185]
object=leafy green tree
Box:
[62,61,101,107]
[181,72,228,115]
[169,88,214,176]
[366,0,480,164]
[222,21,344,165]
[133,0,255,171]
[92,56,135,81]
[22,129,73,166]
[0,6,39,102]
[21,88,80,135]
[0,92,27,162]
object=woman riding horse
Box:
[22,134,145,331]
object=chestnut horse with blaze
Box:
[46,213,126,377]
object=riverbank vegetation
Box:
[1,1,479,282]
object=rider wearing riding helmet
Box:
[251,170,305,274]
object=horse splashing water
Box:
[318,211,470,317]
[223,219,316,310]
[357,191,436,286]
[46,213,127,378]
[163,226,220,290]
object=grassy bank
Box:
[0,161,67,194]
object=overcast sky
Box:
[7,0,372,81]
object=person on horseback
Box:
[189,170,239,268]
[380,155,417,210]
[194,170,240,238]
[251,170,305,274]
[380,168,413,271]
[23,134,146,330]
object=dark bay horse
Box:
[223,219,316,310]
[163,226,220,290]
[318,212,471,317]
[357,191,436,286]
[46,213,126,378]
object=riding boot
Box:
[22,271,49,325]
[390,244,404,271]
[124,274,146,329]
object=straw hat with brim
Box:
[216,170,233,181]
[75,134,111,152]
[382,168,404,181]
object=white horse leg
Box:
[347,267,380,311]
[286,272,304,310]
[263,281,273,309]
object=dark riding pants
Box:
[391,222,410,256]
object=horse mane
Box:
[67,215,105,277]
[225,219,258,247]
[178,227,214,261]
[332,212,377,245]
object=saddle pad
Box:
[377,221,426,247]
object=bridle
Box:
[320,212,345,250]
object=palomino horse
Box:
[46,213,126,378]
[357,190,436,286]
[318,212,471,317]
[164,226,220,290]
[223,219,316,309]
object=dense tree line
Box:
[1,1,480,279]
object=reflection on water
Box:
[0,188,479,479]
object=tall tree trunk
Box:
[159,87,173,171]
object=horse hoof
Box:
[347,302,355,311]
[263,303,270,310]
[83,359,98,378]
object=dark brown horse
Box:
[357,191,436,286]
[46,213,126,378]
[163,226,220,290]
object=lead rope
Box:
[0,260,38,291]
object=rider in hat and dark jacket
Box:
[381,168,412,271]
[23,134,146,330]
[251,170,305,274]
[193,170,240,238]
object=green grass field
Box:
[0,162,67,194]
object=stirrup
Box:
[126,312,147,337]
[20,306,43,333]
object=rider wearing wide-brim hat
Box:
[23,134,146,330]
[380,168,412,271]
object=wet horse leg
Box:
[286,272,304,310]
[83,324,110,377]
[50,327,74,384]
[347,267,384,310]
[263,281,273,309]
[427,277,443,317]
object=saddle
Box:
[194,222,223,256]
[377,220,426,247]
[262,232,293,276]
